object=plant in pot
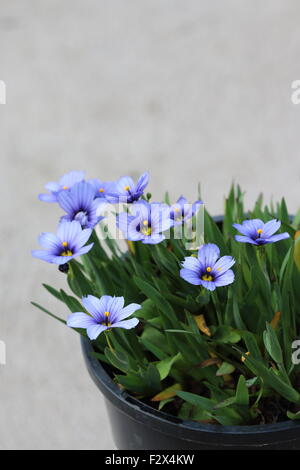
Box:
[32,171,300,450]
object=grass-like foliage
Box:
[33,181,300,425]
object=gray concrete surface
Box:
[1,0,300,449]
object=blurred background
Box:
[1,0,300,449]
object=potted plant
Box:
[32,171,300,450]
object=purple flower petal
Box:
[233,219,264,238]
[45,181,60,192]
[75,243,94,257]
[111,318,139,330]
[106,297,125,322]
[57,220,82,244]
[38,232,60,251]
[87,324,108,340]
[73,228,92,248]
[198,243,220,268]
[214,269,235,287]
[38,193,58,202]
[182,256,201,273]
[60,171,85,188]
[262,219,281,238]
[115,176,135,194]
[265,232,290,243]
[200,279,216,291]
[82,295,105,320]
[234,235,258,245]
[67,312,97,329]
[32,250,55,263]
[50,254,74,264]
[57,189,75,214]
[142,234,165,244]
[180,268,202,285]
[118,303,142,320]
[136,172,149,192]
[213,256,235,274]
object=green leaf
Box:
[152,383,182,401]
[104,347,130,373]
[134,277,178,328]
[213,325,241,344]
[176,391,215,411]
[263,323,283,364]
[60,289,83,313]
[213,396,237,409]
[68,261,93,297]
[294,235,300,272]
[135,299,157,320]
[243,353,300,404]
[31,302,66,325]
[42,284,63,301]
[158,398,173,410]
[241,331,262,360]
[287,410,300,420]
[116,363,161,396]
[235,375,249,406]
[156,353,181,380]
[216,362,235,376]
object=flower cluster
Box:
[33,173,300,426]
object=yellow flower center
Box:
[62,186,69,190]
[257,229,263,235]
[62,241,68,247]
[61,250,73,256]
[104,311,110,317]
[141,226,152,236]
[99,188,104,193]
[206,266,212,272]
[202,274,213,282]
[140,220,151,236]
[124,185,130,191]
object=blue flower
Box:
[180,243,235,291]
[67,295,140,340]
[117,201,173,244]
[170,196,203,225]
[106,172,149,203]
[233,219,290,245]
[58,181,105,229]
[38,171,85,202]
[89,178,116,199]
[32,220,93,265]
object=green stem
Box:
[105,332,114,353]
[211,291,223,325]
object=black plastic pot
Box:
[81,336,300,450]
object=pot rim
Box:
[81,336,300,438]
